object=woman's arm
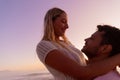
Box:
[45,50,120,80]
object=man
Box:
[81,25,120,80]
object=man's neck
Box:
[87,55,108,64]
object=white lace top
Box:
[36,40,87,80]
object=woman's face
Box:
[53,13,68,38]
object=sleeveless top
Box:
[36,40,87,80]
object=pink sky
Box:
[0,0,120,71]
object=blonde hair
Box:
[42,7,70,44]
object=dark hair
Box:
[97,25,120,56]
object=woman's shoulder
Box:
[37,40,57,49]
[36,40,58,63]
[40,40,51,43]
[38,40,53,45]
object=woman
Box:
[36,7,120,80]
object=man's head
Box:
[81,25,120,59]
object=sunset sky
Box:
[1,0,120,71]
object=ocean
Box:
[0,70,54,80]
[1,67,120,80]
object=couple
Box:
[36,7,120,80]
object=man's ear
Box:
[100,45,112,54]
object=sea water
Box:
[1,67,120,80]
[0,70,54,80]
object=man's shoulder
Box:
[94,68,120,80]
